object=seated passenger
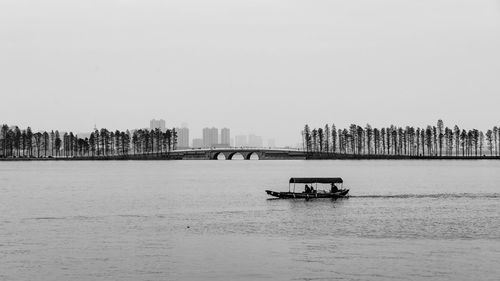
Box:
[304,185,310,193]
[331,183,339,193]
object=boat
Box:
[265,177,349,199]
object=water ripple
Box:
[351,193,500,199]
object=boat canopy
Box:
[289,177,343,184]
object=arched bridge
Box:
[169,148,306,160]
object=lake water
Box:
[1,160,499,281]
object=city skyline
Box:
[146,120,279,148]
[63,120,280,148]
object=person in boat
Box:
[331,183,339,193]
[304,184,310,193]
[310,185,315,193]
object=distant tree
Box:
[447,127,454,156]
[317,128,324,152]
[406,126,413,156]
[94,129,100,156]
[494,127,498,156]
[420,129,425,156]
[172,129,178,151]
[100,129,109,156]
[89,133,96,156]
[132,131,138,154]
[381,128,386,155]
[26,127,33,157]
[467,130,473,156]
[63,132,69,157]
[460,130,467,156]
[453,125,460,156]
[5,127,14,156]
[303,125,310,152]
[431,126,437,156]
[69,132,75,157]
[13,127,21,157]
[125,130,131,154]
[50,130,55,156]
[331,124,337,153]
[437,119,444,156]
[165,129,172,152]
[355,126,363,154]
[324,125,330,153]
[121,131,128,155]
[311,129,318,153]
[373,128,380,154]
[1,124,8,157]
[341,129,348,154]
[397,127,403,155]
[348,125,356,154]
[403,126,408,155]
[479,131,484,156]
[114,130,121,155]
[486,130,493,156]
[109,131,115,155]
[425,126,433,156]
[21,130,27,157]
[153,128,160,155]
[472,129,479,156]
[55,131,61,157]
[365,124,372,155]
[415,128,420,155]
[34,132,42,157]
[43,131,49,157]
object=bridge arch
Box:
[227,152,245,160]
[246,152,260,160]
[212,152,226,160]
[203,149,305,160]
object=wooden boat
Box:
[265,177,349,199]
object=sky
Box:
[1,0,500,146]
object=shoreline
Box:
[1,154,500,161]
[304,154,500,160]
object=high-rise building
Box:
[192,138,203,148]
[248,134,263,147]
[176,127,189,149]
[202,127,218,148]
[150,119,166,131]
[220,128,230,146]
[235,135,248,147]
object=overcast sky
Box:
[1,0,499,146]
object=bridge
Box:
[168,148,306,160]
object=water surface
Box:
[1,160,499,280]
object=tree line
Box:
[302,120,500,157]
[0,124,178,158]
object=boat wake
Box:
[350,193,500,199]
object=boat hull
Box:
[265,189,349,199]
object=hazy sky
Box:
[1,0,500,146]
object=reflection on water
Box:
[0,160,499,281]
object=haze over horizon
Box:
[2,0,500,146]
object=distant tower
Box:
[203,127,218,148]
[176,125,190,149]
[220,128,230,146]
[150,119,166,131]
